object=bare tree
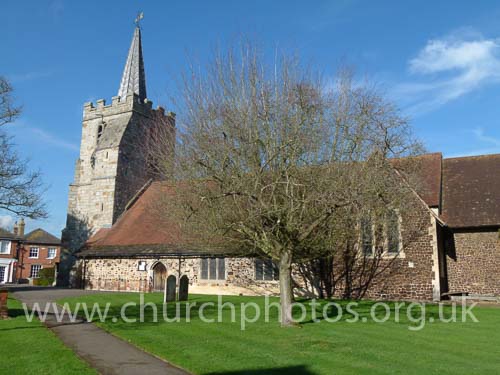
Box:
[149,45,423,326]
[0,76,46,219]
[0,77,21,126]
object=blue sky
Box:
[2,0,500,235]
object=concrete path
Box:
[9,286,190,375]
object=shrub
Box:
[33,268,55,286]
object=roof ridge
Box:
[444,153,500,161]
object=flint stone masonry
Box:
[79,257,281,296]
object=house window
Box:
[137,261,147,271]
[0,240,10,255]
[200,258,225,280]
[30,265,42,278]
[255,259,279,281]
[29,247,39,259]
[360,216,374,256]
[386,210,401,254]
[47,248,57,259]
[0,266,5,283]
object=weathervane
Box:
[134,12,144,28]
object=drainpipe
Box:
[82,257,87,290]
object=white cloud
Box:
[8,71,53,83]
[7,120,79,152]
[395,30,500,115]
[28,127,79,151]
[0,215,14,230]
[472,128,500,147]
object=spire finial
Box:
[134,12,144,28]
[117,17,147,102]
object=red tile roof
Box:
[81,182,236,257]
[441,154,500,228]
[391,152,442,207]
[86,182,182,248]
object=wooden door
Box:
[152,263,167,292]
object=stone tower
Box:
[61,23,175,284]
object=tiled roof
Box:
[0,228,15,239]
[79,182,237,257]
[441,154,500,228]
[23,228,61,245]
[391,152,442,208]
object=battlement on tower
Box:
[83,93,173,121]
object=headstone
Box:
[178,275,189,301]
[166,275,176,302]
[0,289,8,319]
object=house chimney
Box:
[13,221,18,236]
[18,218,25,237]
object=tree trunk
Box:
[279,249,295,327]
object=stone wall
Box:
[61,94,174,285]
[446,229,500,296]
[292,193,440,301]
[80,257,280,296]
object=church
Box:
[62,24,500,302]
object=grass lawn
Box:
[58,293,500,375]
[0,295,96,374]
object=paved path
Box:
[9,286,190,375]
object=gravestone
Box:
[0,289,8,319]
[178,275,189,301]
[166,275,176,302]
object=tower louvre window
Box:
[97,125,103,140]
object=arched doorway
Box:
[152,262,167,292]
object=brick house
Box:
[0,219,61,284]
[0,228,19,284]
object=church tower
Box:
[61,20,175,282]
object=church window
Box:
[255,259,279,281]
[361,216,374,256]
[200,258,225,280]
[386,209,401,254]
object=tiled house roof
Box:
[441,154,500,228]
[0,228,16,239]
[23,228,61,245]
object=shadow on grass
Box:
[7,308,28,318]
[203,365,317,375]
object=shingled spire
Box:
[117,23,147,102]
